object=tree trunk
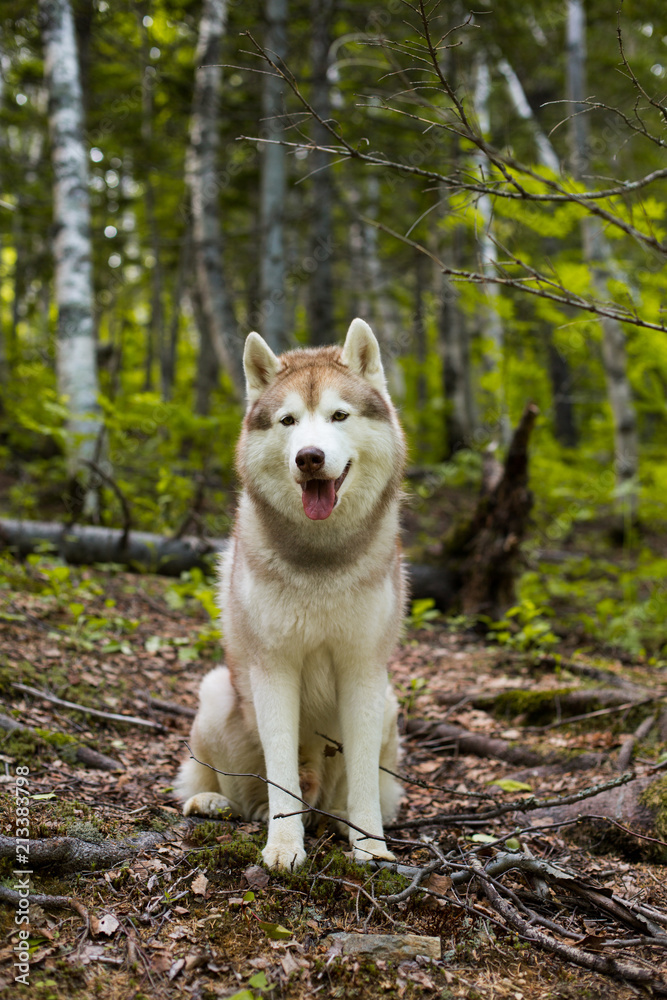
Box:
[186,0,242,392]
[496,57,578,448]
[307,0,335,345]
[414,251,428,459]
[40,0,102,502]
[363,175,404,397]
[440,220,474,456]
[566,0,638,512]
[191,285,220,416]
[473,58,504,411]
[419,403,539,617]
[258,0,288,353]
[139,19,164,393]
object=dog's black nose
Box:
[296,447,325,475]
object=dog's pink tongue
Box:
[302,479,336,520]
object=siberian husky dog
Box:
[176,319,406,870]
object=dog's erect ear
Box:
[341,318,387,394]
[244,332,280,402]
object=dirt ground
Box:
[1,565,666,999]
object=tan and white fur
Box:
[176,319,406,870]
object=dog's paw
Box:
[182,792,233,818]
[262,839,307,871]
[352,840,396,864]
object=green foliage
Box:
[485,599,558,652]
[519,549,667,657]
[396,676,428,718]
[406,598,440,630]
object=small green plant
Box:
[406,597,440,630]
[165,567,219,621]
[485,599,557,652]
[397,675,428,716]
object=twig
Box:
[0,886,90,927]
[584,815,667,851]
[379,764,494,800]
[526,696,660,732]
[387,772,635,829]
[140,692,196,719]
[361,216,667,334]
[13,683,165,731]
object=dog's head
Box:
[238,319,404,524]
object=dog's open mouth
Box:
[300,462,351,521]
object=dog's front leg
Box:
[338,667,396,863]
[250,664,306,871]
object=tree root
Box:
[0,831,168,874]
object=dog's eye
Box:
[332,410,349,422]
[280,414,296,426]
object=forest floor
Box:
[1,559,667,1000]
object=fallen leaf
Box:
[491,778,533,793]
[258,921,292,940]
[167,926,190,941]
[91,913,119,937]
[244,865,269,891]
[281,951,301,976]
[425,873,452,895]
[184,951,208,971]
[151,953,172,973]
[191,872,209,896]
[168,958,185,980]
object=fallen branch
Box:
[387,772,635,829]
[13,683,165,731]
[0,517,227,576]
[0,885,89,927]
[617,713,657,771]
[0,831,168,874]
[0,711,122,771]
[405,718,605,770]
[140,692,196,719]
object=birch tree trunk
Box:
[307,0,335,345]
[473,57,510,445]
[362,175,404,398]
[258,0,287,353]
[566,0,638,507]
[40,0,102,496]
[473,59,503,375]
[496,57,578,448]
[186,0,242,392]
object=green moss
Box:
[0,728,49,760]
[485,687,576,724]
[639,776,667,841]
[34,728,77,746]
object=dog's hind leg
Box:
[176,665,246,819]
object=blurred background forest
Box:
[1,0,667,657]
